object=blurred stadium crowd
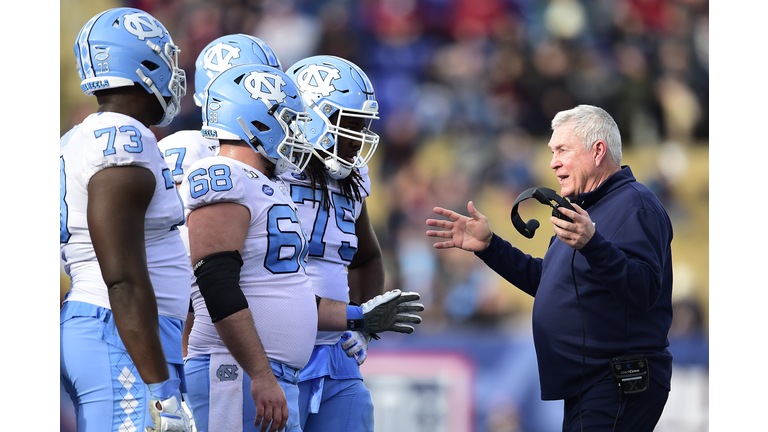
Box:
[61,0,709,332]
[60,1,709,429]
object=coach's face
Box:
[548,123,599,200]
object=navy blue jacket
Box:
[476,166,673,400]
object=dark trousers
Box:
[562,373,669,432]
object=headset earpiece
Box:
[510,187,574,238]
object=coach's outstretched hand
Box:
[349,289,424,334]
[426,201,493,252]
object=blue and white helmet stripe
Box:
[248,36,282,70]
[74,11,107,83]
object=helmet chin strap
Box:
[136,68,174,127]
[314,149,352,180]
[236,117,287,175]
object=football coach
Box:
[426,104,673,432]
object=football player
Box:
[180,63,424,432]
[60,8,191,432]
[157,35,283,370]
[158,33,282,252]
[284,55,393,432]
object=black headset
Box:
[510,187,575,238]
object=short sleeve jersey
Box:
[181,156,318,369]
[281,166,372,345]
[158,129,220,185]
[60,112,191,321]
[158,129,220,256]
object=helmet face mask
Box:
[193,34,282,107]
[201,64,313,175]
[287,55,380,179]
[74,8,187,127]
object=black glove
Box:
[347,289,424,334]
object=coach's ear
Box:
[592,139,610,167]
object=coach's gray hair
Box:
[551,105,622,165]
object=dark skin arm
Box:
[88,165,169,384]
[347,201,384,305]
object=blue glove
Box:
[341,330,372,365]
[146,378,191,432]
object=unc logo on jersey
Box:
[291,172,306,180]
[216,364,239,381]
[263,185,274,196]
[203,43,241,74]
[244,71,286,104]
[295,65,341,96]
[122,12,164,41]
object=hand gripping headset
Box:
[510,187,575,238]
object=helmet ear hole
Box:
[142,60,160,71]
[251,120,271,132]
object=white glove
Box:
[341,330,372,365]
[146,379,192,432]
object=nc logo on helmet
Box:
[123,12,165,41]
[244,71,286,104]
[203,43,241,74]
[296,65,340,97]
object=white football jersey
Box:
[60,112,191,321]
[281,166,371,345]
[158,129,220,185]
[181,156,318,369]
[158,129,219,257]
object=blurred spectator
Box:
[62,0,709,351]
[482,128,537,197]
[251,0,321,69]
[61,1,709,430]
[669,296,705,338]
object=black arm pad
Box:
[194,250,248,323]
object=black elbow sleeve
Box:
[193,250,248,323]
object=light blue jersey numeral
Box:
[290,185,357,262]
[165,148,186,176]
[188,164,233,198]
[291,186,328,257]
[60,156,71,243]
[331,193,357,261]
[95,126,143,156]
[265,205,309,273]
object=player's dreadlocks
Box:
[303,153,363,210]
